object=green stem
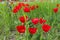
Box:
[22,9,29,40]
[25,24,29,40]
[40,31,43,40]
[39,2,44,40]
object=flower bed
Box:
[0,2,60,40]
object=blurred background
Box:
[0,0,59,2]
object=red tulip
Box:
[19,16,28,23]
[39,18,43,24]
[31,18,39,25]
[13,6,18,13]
[18,3,29,7]
[24,7,30,12]
[30,5,35,10]
[18,2,25,7]
[16,5,21,11]
[39,18,46,24]
[42,24,51,32]
[29,27,37,34]
[43,20,46,23]
[16,25,26,33]
[13,5,21,13]
[24,4,29,7]
[53,8,58,13]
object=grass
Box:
[0,2,60,40]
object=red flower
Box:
[39,18,46,24]
[29,27,37,34]
[39,18,43,24]
[42,24,51,32]
[18,3,29,7]
[16,5,21,10]
[18,2,25,7]
[24,7,30,12]
[16,25,26,33]
[43,20,46,23]
[53,8,58,13]
[19,16,28,23]
[31,18,39,25]
[24,4,29,7]
[30,5,35,10]
[13,5,21,13]
[13,6,18,13]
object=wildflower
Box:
[31,18,39,25]
[53,8,58,13]
[13,5,21,13]
[16,25,26,33]
[42,24,51,32]
[19,16,28,23]
[39,18,46,24]
[18,2,25,7]
[24,4,29,7]
[13,6,18,13]
[24,7,30,12]
[29,27,37,34]
[30,5,35,10]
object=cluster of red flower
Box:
[13,2,38,13]
[17,16,51,34]
[12,3,60,35]
[12,2,40,34]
